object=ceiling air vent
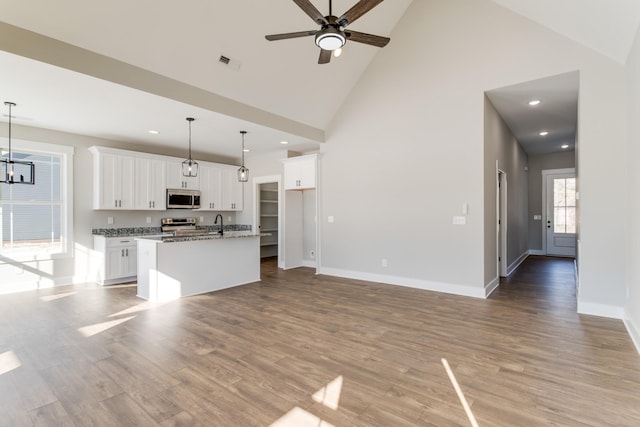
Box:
[218,55,241,71]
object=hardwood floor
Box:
[1,256,639,426]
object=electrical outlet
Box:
[146,217,152,224]
[310,250,315,259]
[382,258,388,268]
[199,216,204,223]
[107,216,114,225]
[453,216,466,225]
[227,216,232,222]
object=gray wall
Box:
[527,151,576,251]
[484,95,529,280]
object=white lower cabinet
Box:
[94,236,137,285]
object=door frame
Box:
[252,175,282,266]
[497,168,508,277]
[541,168,575,256]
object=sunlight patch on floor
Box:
[442,358,479,427]
[77,315,136,337]
[40,291,77,302]
[109,300,168,317]
[312,375,343,410]
[269,407,335,427]
[0,350,22,375]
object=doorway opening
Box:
[497,170,508,277]
[253,176,282,272]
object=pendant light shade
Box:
[1,101,35,185]
[237,131,249,182]
[182,117,198,177]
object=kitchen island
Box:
[136,232,260,302]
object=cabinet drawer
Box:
[104,237,136,248]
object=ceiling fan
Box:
[265,0,390,64]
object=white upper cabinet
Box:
[134,157,166,210]
[90,148,134,210]
[166,161,199,190]
[283,154,317,190]
[197,163,223,211]
[221,167,243,211]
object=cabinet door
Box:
[166,161,199,190]
[101,153,134,209]
[283,156,316,190]
[135,157,166,210]
[123,245,137,278]
[222,168,243,211]
[105,246,125,279]
[198,165,222,210]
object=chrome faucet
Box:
[214,214,224,236]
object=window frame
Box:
[0,138,74,262]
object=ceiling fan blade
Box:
[293,0,328,25]
[346,30,390,47]
[318,49,332,64]
[338,0,384,27]
[265,30,318,41]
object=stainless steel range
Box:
[161,217,209,236]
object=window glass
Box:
[1,148,67,258]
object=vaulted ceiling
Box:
[0,0,639,159]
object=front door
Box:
[545,172,576,257]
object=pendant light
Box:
[1,101,35,185]
[237,130,249,182]
[182,117,198,177]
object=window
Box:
[0,140,73,260]
[553,177,576,234]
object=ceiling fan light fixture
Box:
[315,27,346,51]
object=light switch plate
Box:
[453,216,466,225]
[328,216,334,223]
[534,214,542,220]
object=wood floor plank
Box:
[0,256,639,426]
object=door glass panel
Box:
[553,178,576,234]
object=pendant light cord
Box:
[5,102,14,161]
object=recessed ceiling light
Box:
[243,148,250,152]
[529,99,541,106]
[561,144,569,149]
[148,130,159,135]
[539,131,549,136]
[280,141,289,145]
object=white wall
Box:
[319,0,628,307]
[484,96,529,284]
[625,26,640,350]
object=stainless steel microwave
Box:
[166,189,201,209]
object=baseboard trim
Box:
[528,249,545,256]
[577,301,624,319]
[507,251,529,276]
[317,267,486,299]
[485,276,500,297]
[623,316,640,355]
[301,259,317,268]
